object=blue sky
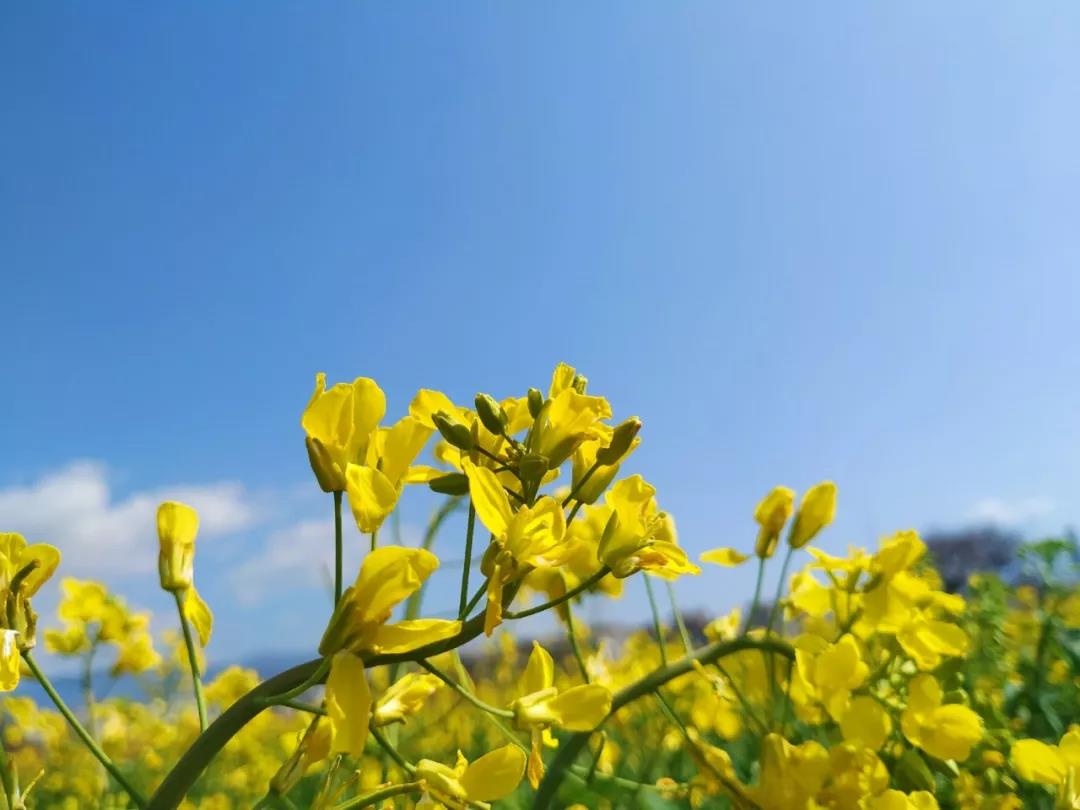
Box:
[3,4,1079,671]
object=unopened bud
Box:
[893,749,935,793]
[527,388,544,419]
[475,393,508,436]
[432,411,474,451]
[572,374,588,394]
[595,417,642,466]
[518,453,549,488]
[429,473,470,496]
[157,501,199,592]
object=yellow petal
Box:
[157,501,199,548]
[352,546,440,624]
[183,586,214,647]
[325,652,371,757]
[345,464,400,534]
[458,744,527,802]
[1011,738,1067,785]
[409,389,460,427]
[840,695,892,751]
[0,631,21,692]
[546,684,612,731]
[521,641,555,695]
[19,543,61,597]
[463,460,513,539]
[700,548,749,567]
[380,416,433,487]
[369,619,462,655]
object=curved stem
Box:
[24,652,147,808]
[504,567,610,620]
[147,584,525,809]
[332,781,422,810]
[368,725,414,774]
[260,657,329,706]
[174,590,207,733]
[532,636,794,809]
[416,659,514,718]
[332,492,343,606]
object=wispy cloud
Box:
[0,460,259,580]
[968,495,1055,527]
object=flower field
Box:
[2,363,1078,809]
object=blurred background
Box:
[2,3,1079,681]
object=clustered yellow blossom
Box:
[0,362,1075,810]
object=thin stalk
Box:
[369,531,377,552]
[665,581,693,654]
[533,636,794,809]
[23,652,147,808]
[332,782,423,810]
[260,657,330,706]
[504,567,610,620]
[81,644,98,740]
[332,492,343,605]
[0,737,20,810]
[277,700,326,716]
[174,590,208,732]
[742,557,767,634]
[563,597,590,683]
[562,461,601,507]
[457,504,476,620]
[643,576,668,666]
[415,659,514,718]
[764,546,794,636]
[462,577,488,618]
[566,500,584,524]
[368,725,414,774]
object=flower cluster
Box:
[0,363,1077,810]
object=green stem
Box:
[461,576,489,618]
[369,531,377,552]
[665,581,693,654]
[333,492,343,605]
[368,725,414,774]
[533,636,794,809]
[643,576,668,666]
[563,597,591,683]
[416,659,514,718]
[332,782,423,810]
[504,567,610,620]
[0,736,20,810]
[24,652,147,808]
[743,557,766,634]
[764,546,794,636]
[562,461,601,507]
[278,699,326,716]
[457,504,476,620]
[147,584,526,808]
[174,590,208,733]
[260,657,330,706]
[82,643,98,740]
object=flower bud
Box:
[305,436,343,493]
[527,388,544,419]
[893,749,935,793]
[432,411,474,451]
[789,481,837,549]
[595,417,642,466]
[428,473,470,496]
[318,587,361,656]
[157,501,199,592]
[475,393,508,436]
[518,453,549,489]
[373,672,442,726]
[572,374,588,394]
[753,486,795,559]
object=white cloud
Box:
[0,460,258,580]
[968,495,1055,527]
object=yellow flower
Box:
[901,674,983,761]
[795,633,868,719]
[373,672,442,726]
[569,417,641,505]
[510,642,611,788]
[301,372,386,492]
[464,460,566,635]
[700,547,750,567]
[531,363,613,468]
[789,481,837,549]
[344,415,433,533]
[414,744,526,809]
[866,790,940,810]
[1011,730,1080,788]
[749,733,829,810]
[157,501,198,592]
[754,486,795,559]
[0,532,61,598]
[597,476,699,580]
[319,546,461,657]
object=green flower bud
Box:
[518,453,549,488]
[428,473,470,496]
[432,411,474,451]
[527,388,544,419]
[475,393,508,436]
[595,417,642,466]
[894,750,936,793]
